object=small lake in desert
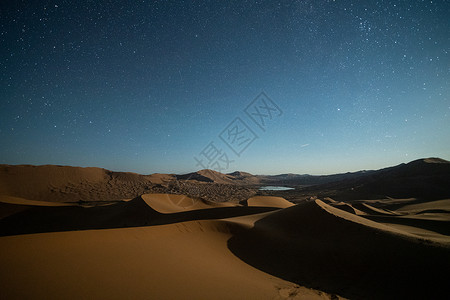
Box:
[258,186,295,191]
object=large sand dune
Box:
[0,165,257,203]
[1,162,450,299]
[1,192,450,299]
[229,199,450,299]
[0,220,340,300]
[246,196,295,208]
[0,194,278,236]
[0,196,340,300]
[141,193,237,213]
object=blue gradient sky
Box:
[1,1,449,175]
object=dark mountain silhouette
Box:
[297,158,450,200]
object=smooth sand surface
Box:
[0,165,107,199]
[395,198,450,214]
[0,218,338,300]
[1,191,449,299]
[246,196,294,208]
[141,193,237,213]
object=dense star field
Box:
[1,0,449,174]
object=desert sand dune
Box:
[319,200,450,243]
[0,165,108,200]
[335,198,450,237]
[0,165,180,203]
[246,196,294,208]
[330,201,367,215]
[380,223,450,244]
[0,165,258,204]
[363,213,450,236]
[1,192,449,299]
[177,169,235,184]
[330,200,399,216]
[0,195,75,220]
[141,193,237,213]
[221,211,275,228]
[228,199,450,299]
[321,197,338,203]
[145,173,175,185]
[0,202,30,220]
[394,198,450,214]
[0,195,74,207]
[0,196,156,236]
[0,194,278,236]
[1,161,449,299]
[0,218,340,300]
[358,202,401,215]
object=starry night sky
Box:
[1,0,449,175]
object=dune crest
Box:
[0,195,74,207]
[141,193,238,213]
[228,199,450,299]
[247,196,294,208]
[317,199,435,243]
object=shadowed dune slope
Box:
[395,198,450,214]
[228,200,450,299]
[0,195,74,207]
[323,199,450,242]
[0,195,75,219]
[301,158,450,201]
[0,194,277,236]
[328,198,450,237]
[353,202,401,215]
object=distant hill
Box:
[0,165,175,203]
[299,158,450,200]
[176,169,235,184]
[177,169,376,186]
[1,158,449,202]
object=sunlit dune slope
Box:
[0,218,340,300]
[246,196,295,208]
[141,193,237,213]
[0,165,175,203]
